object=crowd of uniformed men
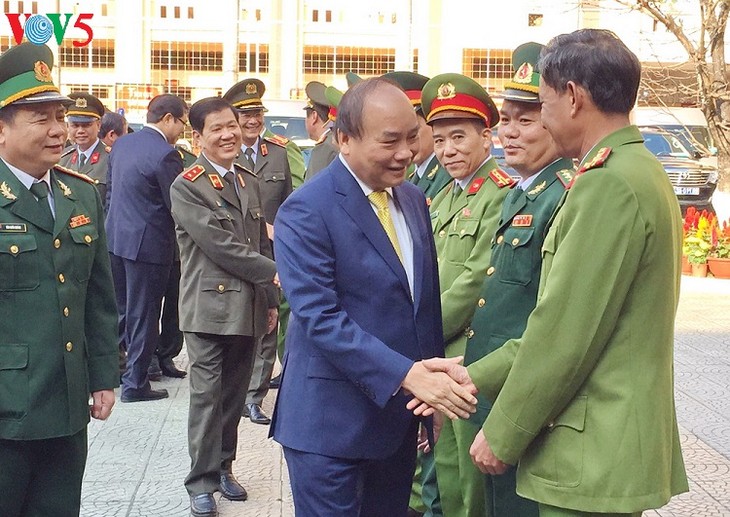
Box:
[0,27,688,517]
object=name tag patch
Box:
[0,222,27,232]
[512,215,533,227]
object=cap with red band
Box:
[421,73,499,128]
[381,71,430,112]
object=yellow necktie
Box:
[368,191,403,263]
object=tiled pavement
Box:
[82,275,730,517]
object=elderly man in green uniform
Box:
[0,43,118,517]
[223,78,291,425]
[422,73,514,517]
[303,81,338,180]
[426,29,688,517]
[461,42,574,517]
[384,72,451,204]
[59,92,112,209]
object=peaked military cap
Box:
[223,78,268,112]
[66,92,105,122]
[304,81,329,111]
[381,71,430,113]
[421,73,499,128]
[346,72,363,87]
[325,86,344,122]
[502,42,544,103]
[0,43,72,108]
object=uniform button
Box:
[512,238,520,246]
[438,230,446,237]
[467,329,475,339]
[65,342,73,352]
[58,273,65,283]
[486,267,495,276]
[54,238,61,249]
[94,179,99,184]
[247,238,251,243]
[496,235,504,244]
[84,235,92,244]
[9,244,19,254]
[478,298,486,308]
[490,238,494,245]
[217,284,225,293]
[460,229,466,235]
[547,421,555,430]
[63,307,70,317]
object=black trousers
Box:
[157,259,184,363]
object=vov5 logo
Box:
[5,13,93,47]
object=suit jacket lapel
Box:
[255,139,268,174]
[500,187,528,225]
[0,162,54,233]
[199,156,242,213]
[233,164,250,216]
[51,171,77,237]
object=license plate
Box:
[674,187,699,195]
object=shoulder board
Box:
[264,134,289,147]
[315,132,328,144]
[578,147,612,174]
[54,164,95,184]
[233,162,258,177]
[104,145,112,153]
[182,164,206,182]
[556,169,575,188]
[467,177,486,195]
[61,146,75,158]
[488,168,516,189]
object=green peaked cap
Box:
[0,42,71,108]
[502,42,543,103]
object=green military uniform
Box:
[304,81,339,180]
[264,127,305,189]
[0,42,117,517]
[176,145,198,168]
[307,129,338,179]
[410,153,450,202]
[467,126,689,514]
[421,73,512,517]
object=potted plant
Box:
[682,209,714,277]
[708,218,730,279]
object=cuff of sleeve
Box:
[466,352,511,402]
[88,353,120,393]
[483,400,537,465]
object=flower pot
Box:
[691,263,708,277]
[708,257,730,279]
[681,255,692,275]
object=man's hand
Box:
[470,430,509,475]
[273,272,281,288]
[406,356,478,417]
[401,361,477,420]
[416,412,443,453]
[266,222,275,241]
[267,308,279,334]
[90,389,115,420]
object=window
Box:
[303,46,395,75]
[188,7,194,19]
[65,84,111,100]
[174,6,180,18]
[59,39,115,68]
[325,10,331,22]
[18,1,23,12]
[161,6,167,18]
[463,48,512,90]
[312,9,319,22]
[152,42,224,72]
[528,13,543,27]
[238,44,270,73]
[101,3,107,16]
[31,1,37,14]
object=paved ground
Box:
[81,274,730,517]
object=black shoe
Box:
[268,374,280,389]
[160,360,187,378]
[219,472,248,501]
[121,387,169,403]
[148,371,162,381]
[244,403,271,425]
[406,509,424,517]
[190,493,217,517]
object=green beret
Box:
[66,92,105,122]
[381,71,430,111]
[223,78,268,112]
[502,42,544,103]
[421,73,498,128]
[0,42,71,108]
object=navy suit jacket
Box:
[270,156,444,460]
[105,126,183,265]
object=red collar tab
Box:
[182,164,205,182]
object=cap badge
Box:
[75,97,88,108]
[514,62,533,84]
[33,61,52,83]
[436,82,456,100]
[245,83,258,95]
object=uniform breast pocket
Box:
[0,234,39,291]
[0,344,29,420]
[69,225,99,282]
[200,276,242,323]
[262,169,285,184]
[496,228,536,286]
[212,208,235,229]
[446,217,479,265]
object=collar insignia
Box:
[527,181,546,195]
[57,179,72,197]
[0,182,17,201]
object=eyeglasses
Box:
[174,116,189,127]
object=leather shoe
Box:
[148,371,162,381]
[219,472,248,501]
[243,403,271,425]
[190,493,217,517]
[406,508,425,517]
[160,360,187,378]
[268,374,280,389]
[121,387,169,403]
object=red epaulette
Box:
[182,164,205,182]
[54,164,95,184]
[468,177,486,194]
[556,169,575,188]
[568,147,612,189]
[488,168,516,189]
[264,134,289,147]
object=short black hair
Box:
[100,112,126,138]
[308,104,330,124]
[146,94,188,123]
[189,97,239,133]
[334,77,403,140]
[539,29,641,114]
[0,103,22,124]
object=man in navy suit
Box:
[271,78,478,517]
[105,94,187,402]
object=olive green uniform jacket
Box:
[59,141,111,210]
[467,126,689,512]
[305,129,338,181]
[170,157,278,339]
[264,128,305,189]
[0,163,118,440]
[411,154,451,203]
[429,156,512,356]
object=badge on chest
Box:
[512,214,533,227]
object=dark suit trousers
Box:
[110,253,171,394]
[157,259,184,363]
[283,418,418,517]
[0,428,87,517]
[185,332,256,496]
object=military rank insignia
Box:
[69,214,91,228]
[264,134,290,147]
[488,168,516,188]
[0,181,17,200]
[260,143,268,156]
[569,147,612,188]
[468,177,485,194]
[237,174,246,188]
[527,181,546,196]
[462,208,472,217]
[56,180,72,197]
[182,165,205,182]
[557,169,574,188]
[208,173,224,190]
[90,152,100,164]
[512,214,533,227]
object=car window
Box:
[265,116,308,141]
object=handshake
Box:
[401,356,478,421]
